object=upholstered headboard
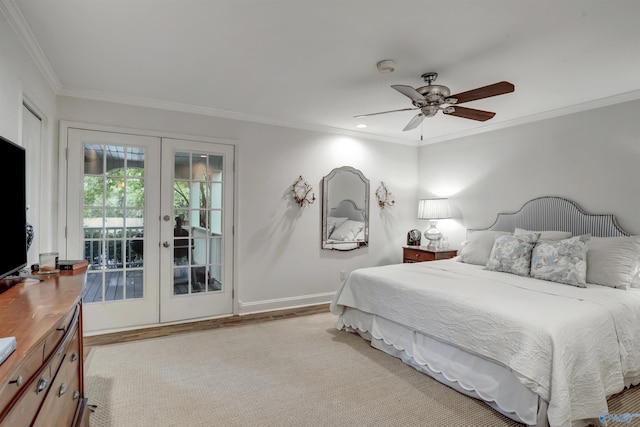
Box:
[471,196,630,237]
[329,199,365,222]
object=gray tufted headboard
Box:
[470,196,630,238]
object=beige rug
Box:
[85,313,640,427]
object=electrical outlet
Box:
[340,270,349,281]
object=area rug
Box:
[84,312,639,427]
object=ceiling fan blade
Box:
[353,107,418,119]
[403,114,425,131]
[391,85,425,103]
[448,81,514,104]
[443,106,495,121]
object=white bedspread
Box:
[330,260,640,427]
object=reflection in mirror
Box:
[322,166,370,251]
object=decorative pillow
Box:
[329,220,364,241]
[485,233,540,277]
[514,228,572,241]
[457,230,511,266]
[530,235,590,287]
[326,216,348,237]
[586,236,640,290]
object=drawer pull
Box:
[58,383,67,396]
[71,352,78,362]
[73,390,80,400]
[9,375,23,387]
[56,325,67,333]
[37,377,49,393]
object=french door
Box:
[159,138,234,323]
[66,128,234,333]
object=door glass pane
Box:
[84,144,104,175]
[172,151,225,296]
[82,144,145,305]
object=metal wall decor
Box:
[291,175,316,207]
[375,182,395,208]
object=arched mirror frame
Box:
[321,166,370,251]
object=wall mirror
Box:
[322,166,370,250]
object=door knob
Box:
[163,215,171,221]
[163,241,170,248]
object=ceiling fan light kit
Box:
[355,71,515,131]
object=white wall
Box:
[57,97,418,312]
[3,7,418,314]
[0,11,58,263]
[418,98,640,248]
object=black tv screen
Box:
[0,135,27,280]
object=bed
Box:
[330,196,640,427]
[325,199,366,248]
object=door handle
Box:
[163,241,170,248]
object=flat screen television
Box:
[0,134,27,289]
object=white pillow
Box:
[514,228,572,241]
[457,230,511,266]
[329,220,364,241]
[586,236,640,290]
[631,272,640,289]
[326,216,348,237]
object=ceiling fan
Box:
[355,72,515,131]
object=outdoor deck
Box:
[82,268,222,303]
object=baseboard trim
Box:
[238,292,335,315]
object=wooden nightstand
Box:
[403,246,458,263]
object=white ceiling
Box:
[8,0,640,145]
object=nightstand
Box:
[403,246,458,263]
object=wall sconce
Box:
[291,175,316,207]
[418,198,451,249]
[375,182,395,208]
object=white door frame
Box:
[59,121,238,333]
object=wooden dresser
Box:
[0,269,89,427]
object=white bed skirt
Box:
[338,307,550,427]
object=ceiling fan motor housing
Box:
[416,85,450,105]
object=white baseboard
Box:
[238,292,335,315]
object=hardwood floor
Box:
[83,303,330,356]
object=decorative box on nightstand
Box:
[403,246,458,263]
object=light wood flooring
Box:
[83,303,330,357]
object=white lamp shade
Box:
[418,198,451,220]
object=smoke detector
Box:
[376,59,396,73]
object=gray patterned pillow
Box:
[530,234,591,287]
[485,233,540,277]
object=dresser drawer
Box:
[403,247,457,263]
[48,308,80,380]
[34,329,81,427]
[44,305,79,364]
[0,341,45,420]
[0,361,52,427]
[404,248,436,262]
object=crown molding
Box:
[0,0,62,93]
[419,88,640,146]
[7,0,637,148]
[57,86,416,146]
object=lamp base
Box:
[424,220,442,250]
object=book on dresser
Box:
[0,337,16,366]
[58,259,89,270]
